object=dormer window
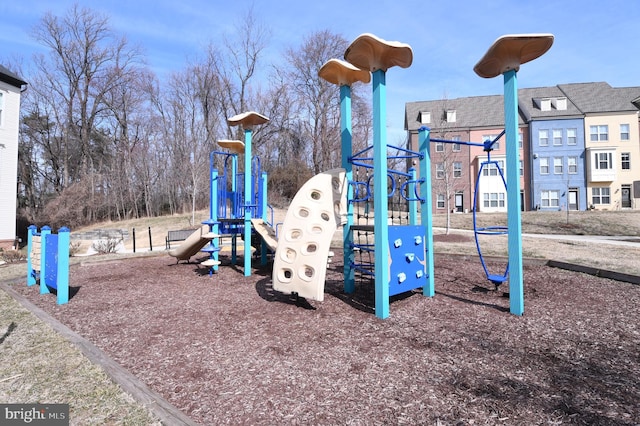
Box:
[539,99,552,111]
[419,111,431,124]
[552,97,567,110]
[446,110,456,123]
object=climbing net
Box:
[348,143,424,284]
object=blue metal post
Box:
[243,128,252,276]
[39,226,51,295]
[409,168,418,225]
[211,165,220,272]
[372,69,390,319]
[419,127,435,297]
[503,69,524,315]
[27,225,37,286]
[341,84,355,294]
[260,171,268,265]
[231,154,238,265]
[57,227,70,304]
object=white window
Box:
[436,163,444,179]
[541,190,560,207]
[620,124,630,141]
[453,162,462,178]
[519,160,524,176]
[553,157,563,174]
[435,142,444,152]
[483,192,505,208]
[594,152,613,170]
[452,136,461,151]
[552,97,567,110]
[539,157,549,174]
[437,194,445,208]
[553,129,562,146]
[590,125,608,142]
[446,110,456,123]
[592,187,610,204]
[482,160,504,176]
[420,111,431,124]
[518,131,523,149]
[539,129,549,146]
[621,152,630,170]
[540,99,552,111]
[568,156,578,174]
[567,128,577,145]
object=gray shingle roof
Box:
[0,64,27,88]
[517,86,582,121]
[405,94,520,132]
[406,82,640,131]
[557,82,640,113]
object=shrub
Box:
[69,241,83,257]
[0,249,27,263]
[91,238,122,254]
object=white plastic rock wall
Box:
[272,168,347,301]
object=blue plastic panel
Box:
[388,225,427,297]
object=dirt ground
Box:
[8,247,640,425]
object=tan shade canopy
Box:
[474,33,554,79]
[227,111,270,128]
[217,139,245,154]
[344,33,413,72]
[318,58,371,86]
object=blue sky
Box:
[1,0,638,142]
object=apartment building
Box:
[557,83,640,210]
[0,65,27,249]
[405,95,528,213]
[405,82,640,213]
[518,86,587,211]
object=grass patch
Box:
[0,289,160,425]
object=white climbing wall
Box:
[272,168,348,301]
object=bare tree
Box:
[23,4,145,225]
[280,30,352,174]
[431,101,470,234]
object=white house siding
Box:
[476,155,508,213]
[0,80,22,246]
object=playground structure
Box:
[167,32,554,319]
[273,32,554,319]
[26,225,70,305]
[168,111,273,277]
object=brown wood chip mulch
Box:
[8,251,640,425]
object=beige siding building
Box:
[558,83,640,210]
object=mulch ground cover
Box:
[8,250,640,425]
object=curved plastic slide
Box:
[251,219,278,251]
[272,168,348,301]
[168,224,216,262]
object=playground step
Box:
[202,232,221,239]
[200,259,221,267]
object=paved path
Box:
[435,227,640,247]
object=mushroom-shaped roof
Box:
[227,111,270,128]
[344,33,413,72]
[318,58,371,86]
[217,139,245,154]
[474,33,554,79]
